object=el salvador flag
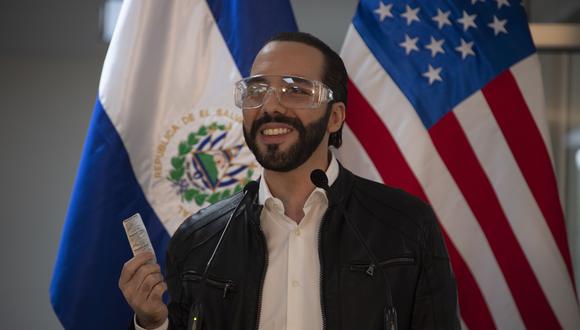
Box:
[50,0,297,328]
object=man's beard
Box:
[243,108,331,172]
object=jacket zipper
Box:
[317,207,332,330]
[347,257,415,273]
[254,208,268,330]
[182,270,237,299]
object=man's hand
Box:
[119,252,168,329]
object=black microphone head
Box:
[243,180,259,196]
[310,169,329,190]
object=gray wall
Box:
[0,0,578,329]
[539,52,580,293]
[0,1,107,329]
[0,55,103,329]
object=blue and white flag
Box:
[50,1,297,328]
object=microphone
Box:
[189,180,259,330]
[310,169,398,330]
[310,169,330,191]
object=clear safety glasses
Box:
[234,74,334,110]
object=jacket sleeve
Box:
[411,206,460,330]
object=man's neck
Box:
[263,150,330,223]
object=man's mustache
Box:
[249,113,305,138]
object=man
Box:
[119,32,459,330]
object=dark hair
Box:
[267,32,348,148]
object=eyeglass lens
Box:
[242,76,318,109]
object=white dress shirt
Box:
[136,155,339,330]
[258,155,338,330]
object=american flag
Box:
[338,0,579,328]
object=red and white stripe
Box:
[338,25,579,330]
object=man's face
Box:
[242,41,331,172]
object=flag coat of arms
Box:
[338,0,579,329]
[50,0,297,328]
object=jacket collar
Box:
[327,161,356,207]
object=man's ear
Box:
[328,102,346,133]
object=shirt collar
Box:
[258,152,339,206]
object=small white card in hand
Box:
[123,213,156,263]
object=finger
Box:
[132,263,162,294]
[121,262,160,301]
[138,271,164,295]
[124,265,162,307]
[119,252,156,286]
[135,273,163,305]
[147,280,167,302]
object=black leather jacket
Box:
[165,165,459,329]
